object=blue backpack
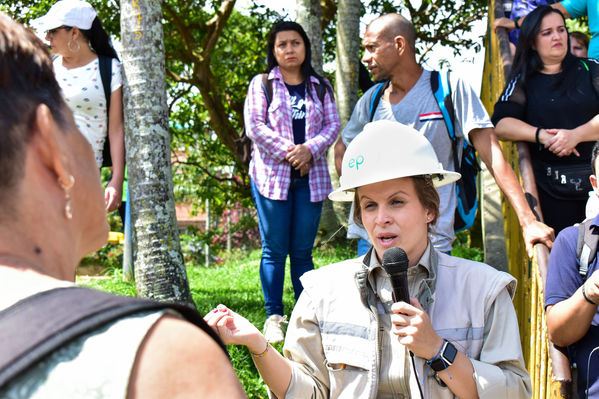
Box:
[368,71,480,232]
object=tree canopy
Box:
[4,0,491,213]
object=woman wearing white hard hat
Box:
[206,120,531,398]
[32,0,125,214]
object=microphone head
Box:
[382,247,409,276]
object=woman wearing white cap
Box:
[205,120,531,398]
[33,0,124,213]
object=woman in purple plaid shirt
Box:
[243,21,340,343]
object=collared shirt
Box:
[244,67,340,202]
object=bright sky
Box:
[235,0,487,94]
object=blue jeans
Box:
[251,178,323,316]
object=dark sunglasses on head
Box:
[46,26,72,35]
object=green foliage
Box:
[566,17,590,36]
[80,242,124,271]
[1,1,120,33]
[179,208,261,266]
[367,0,487,61]
[5,0,491,217]
[179,228,206,266]
[451,230,484,262]
[166,7,281,212]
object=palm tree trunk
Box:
[335,0,360,127]
[330,0,361,239]
[120,0,192,305]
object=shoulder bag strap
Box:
[0,286,225,389]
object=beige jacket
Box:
[280,247,531,398]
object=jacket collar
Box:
[267,66,320,85]
[358,244,437,313]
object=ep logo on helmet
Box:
[348,155,365,170]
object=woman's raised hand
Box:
[390,298,444,360]
[204,305,266,352]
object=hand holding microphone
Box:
[383,247,443,360]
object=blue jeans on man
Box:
[251,178,323,316]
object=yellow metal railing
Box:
[481,1,572,397]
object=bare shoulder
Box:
[127,314,246,399]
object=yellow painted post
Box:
[107,231,125,244]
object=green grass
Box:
[77,238,481,398]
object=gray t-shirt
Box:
[342,69,493,252]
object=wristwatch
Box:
[427,340,458,372]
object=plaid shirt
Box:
[244,67,340,202]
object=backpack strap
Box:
[0,286,226,389]
[369,80,390,122]
[98,55,113,167]
[430,70,456,141]
[313,79,327,105]
[261,73,273,106]
[431,70,461,171]
[576,218,599,281]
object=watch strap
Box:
[427,340,457,372]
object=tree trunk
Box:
[296,0,340,244]
[327,0,361,239]
[296,0,323,74]
[120,0,192,305]
[335,0,360,127]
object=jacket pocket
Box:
[322,342,371,372]
[322,343,371,398]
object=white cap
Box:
[329,120,461,202]
[32,0,97,32]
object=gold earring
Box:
[67,39,80,53]
[58,175,75,220]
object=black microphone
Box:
[382,247,410,303]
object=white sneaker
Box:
[263,314,287,343]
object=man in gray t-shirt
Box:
[335,13,554,256]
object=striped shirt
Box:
[244,67,340,202]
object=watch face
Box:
[442,341,458,365]
[430,341,458,372]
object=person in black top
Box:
[492,5,599,234]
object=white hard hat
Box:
[329,120,461,202]
[32,0,97,33]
